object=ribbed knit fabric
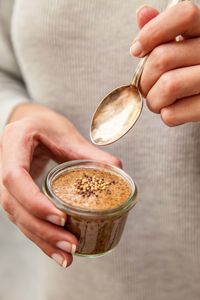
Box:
[1,0,200,299]
[0,0,29,128]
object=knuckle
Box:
[2,167,21,188]
[22,130,37,149]
[160,73,179,97]
[3,119,36,139]
[150,46,171,73]
[20,120,39,146]
[21,118,37,134]
[183,1,199,24]
[1,195,12,214]
[161,107,176,127]
[2,171,10,187]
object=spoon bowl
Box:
[91,84,143,145]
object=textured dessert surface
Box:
[52,168,131,210]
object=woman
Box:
[1,0,200,299]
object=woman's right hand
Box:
[0,103,121,268]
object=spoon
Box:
[90,0,185,146]
[90,56,147,146]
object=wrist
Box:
[7,103,52,123]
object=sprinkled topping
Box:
[51,168,131,210]
[74,174,113,197]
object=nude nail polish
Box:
[51,253,67,268]
[56,241,77,254]
[130,41,143,57]
[46,215,66,226]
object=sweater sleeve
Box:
[0,0,30,131]
[0,71,29,130]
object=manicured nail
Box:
[56,241,77,254]
[130,41,143,57]
[51,253,67,268]
[136,4,151,16]
[46,215,66,226]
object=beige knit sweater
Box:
[1,0,200,299]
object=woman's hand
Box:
[0,103,121,268]
[130,2,200,126]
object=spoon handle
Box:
[131,55,148,88]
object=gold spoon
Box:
[90,0,185,146]
[90,57,147,146]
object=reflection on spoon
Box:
[91,85,143,145]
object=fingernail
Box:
[130,41,143,57]
[136,4,151,16]
[56,241,77,254]
[46,215,66,226]
[51,253,67,268]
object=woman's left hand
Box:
[130,1,200,126]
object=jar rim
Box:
[43,160,138,217]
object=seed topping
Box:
[74,174,114,197]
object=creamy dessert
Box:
[52,168,131,210]
[43,161,137,257]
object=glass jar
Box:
[43,160,138,257]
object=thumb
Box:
[136,5,159,29]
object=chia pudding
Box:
[43,160,138,257]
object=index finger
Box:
[130,1,200,57]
